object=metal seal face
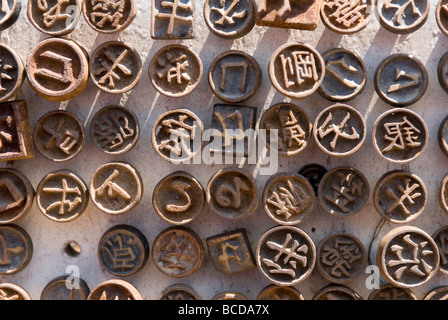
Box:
[0,0,21,31]
[256,0,321,30]
[206,228,256,274]
[90,105,139,155]
[87,279,143,300]
[373,170,426,224]
[152,226,204,278]
[259,103,312,157]
[320,0,374,34]
[431,225,448,275]
[437,51,448,95]
[36,170,89,223]
[149,44,202,97]
[90,161,143,215]
[437,0,448,35]
[269,42,325,99]
[203,0,256,39]
[317,48,366,102]
[439,174,448,215]
[299,163,327,196]
[374,53,428,107]
[82,0,137,33]
[0,44,25,103]
[377,226,439,288]
[40,275,90,300]
[0,224,33,275]
[27,0,81,36]
[372,108,427,164]
[257,284,305,300]
[0,283,31,300]
[158,284,202,300]
[208,50,261,103]
[34,110,85,162]
[152,109,203,163]
[313,103,366,157]
[378,0,429,34]
[312,285,363,300]
[151,0,194,39]
[256,225,316,286]
[316,233,367,284]
[26,38,89,101]
[206,167,258,220]
[318,166,369,217]
[98,224,149,277]
[438,115,448,158]
[368,283,417,300]
[0,168,34,224]
[423,286,448,300]
[262,172,314,225]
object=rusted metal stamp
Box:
[316,233,366,284]
[438,115,448,158]
[259,102,312,157]
[377,226,439,288]
[149,44,202,97]
[152,109,203,163]
[152,171,205,225]
[312,285,363,300]
[26,38,89,101]
[0,168,34,224]
[256,0,321,30]
[98,224,149,277]
[373,170,426,224]
[262,172,314,225]
[0,44,25,103]
[90,105,139,155]
[374,53,428,107]
[269,42,325,100]
[151,0,194,39]
[378,0,429,34]
[437,52,448,95]
[0,224,33,275]
[204,0,256,39]
[437,0,448,36]
[82,0,137,33]
[158,284,202,300]
[0,100,34,161]
[431,225,448,275]
[423,286,448,300]
[256,225,316,286]
[299,164,327,196]
[317,48,366,102]
[90,161,143,215]
[27,0,81,36]
[90,41,142,94]
[318,166,369,217]
[40,275,90,300]
[320,0,373,34]
[212,291,248,300]
[206,167,258,220]
[0,0,21,31]
[208,51,261,103]
[36,170,88,223]
[438,174,448,215]
[210,104,257,157]
[206,228,256,274]
[313,103,366,157]
[34,110,85,162]
[368,284,417,300]
[372,108,427,163]
[87,279,143,300]
[0,283,31,300]
[152,226,204,278]
[257,284,305,300]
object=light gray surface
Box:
[1,0,448,300]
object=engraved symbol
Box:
[324,172,364,213]
[90,0,125,28]
[156,0,193,36]
[384,0,422,26]
[157,53,191,85]
[385,178,421,215]
[41,119,79,155]
[213,109,245,147]
[0,233,22,265]
[262,233,308,278]
[42,178,82,215]
[35,50,74,85]
[321,238,362,278]
[317,112,360,150]
[324,0,367,27]
[0,178,24,212]
[0,114,14,150]
[159,233,195,269]
[102,234,136,269]
[217,240,241,272]
[387,69,419,93]
[95,169,131,201]
[326,57,359,89]
[382,116,421,153]
[280,51,318,88]
[215,176,250,208]
[0,0,13,23]
[99,290,130,300]
[258,0,291,17]
[37,0,71,28]
[278,109,306,148]
[438,234,448,266]
[267,179,311,220]
[378,287,409,300]
[0,289,19,300]
[94,49,132,89]
[386,234,434,280]
[0,58,14,93]
[158,115,196,158]
[220,61,247,92]
[166,181,191,212]
[212,0,247,25]
[94,112,135,150]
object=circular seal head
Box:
[437,0,448,36]
[40,275,90,300]
[0,43,25,102]
[437,51,448,95]
[0,0,21,31]
[259,102,312,157]
[82,0,137,33]
[432,225,448,275]
[256,225,316,286]
[374,53,428,107]
[0,224,33,275]
[377,226,439,288]
[368,283,417,300]
[90,41,142,94]
[87,279,143,300]
[149,44,202,97]
[439,174,448,216]
[378,0,429,34]
[26,38,89,101]
[0,283,31,300]
[423,286,448,300]
[372,108,428,164]
[312,285,363,300]
[321,0,374,34]
[158,284,201,300]
[257,284,305,300]
[269,42,325,100]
